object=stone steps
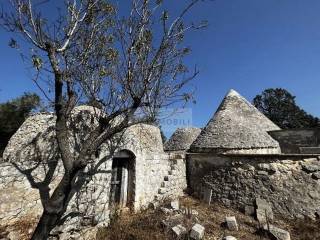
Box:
[154,161,184,203]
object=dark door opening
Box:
[110,151,135,208]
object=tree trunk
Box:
[31,211,60,240]
[31,169,80,240]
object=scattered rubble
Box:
[223,236,237,240]
[161,197,289,240]
[225,216,238,231]
[171,224,187,238]
[161,214,184,229]
[170,200,179,211]
[190,223,205,240]
[263,224,291,240]
[203,188,212,205]
[301,159,320,173]
[255,198,274,224]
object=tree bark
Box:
[31,46,76,239]
[31,210,60,240]
[31,168,82,240]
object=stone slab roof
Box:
[189,89,281,153]
[164,127,201,151]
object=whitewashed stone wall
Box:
[136,152,171,207]
[0,162,49,223]
[0,110,187,238]
[224,147,281,154]
[162,152,188,199]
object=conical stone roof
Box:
[164,127,201,151]
[189,89,281,153]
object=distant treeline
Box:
[0,93,40,155]
[253,88,319,129]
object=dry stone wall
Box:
[0,109,187,238]
[111,125,187,210]
[154,153,188,203]
[0,162,48,223]
[0,151,187,236]
[187,154,320,220]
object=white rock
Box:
[190,223,205,240]
[223,236,237,240]
[256,208,273,224]
[171,224,186,237]
[203,188,212,205]
[170,199,179,210]
[263,224,291,240]
[256,198,274,224]
[225,216,238,231]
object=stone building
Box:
[187,89,320,219]
[190,89,281,154]
[0,106,187,230]
[164,127,201,152]
[1,89,320,235]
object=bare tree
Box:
[0,0,205,239]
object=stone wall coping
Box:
[188,147,279,154]
[219,153,320,158]
[268,127,320,133]
[187,152,319,157]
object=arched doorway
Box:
[110,150,135,208]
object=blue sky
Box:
[0,0,320,131]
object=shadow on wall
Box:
[7,137,117,227]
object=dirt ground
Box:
[98,196,320,240]
[1,196,319,240]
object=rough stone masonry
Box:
[1,89,320,237]
[1,106,187,234]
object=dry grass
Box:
[289,219,320,240]
[96,208,172,240]
[98,197,268,240]
[98,196,320,240]
[179,197,268,240]
[2,196,319,239]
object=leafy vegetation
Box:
[0,93,40,155]
[253,88,319,129]
[0,0,204,237]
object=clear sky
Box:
[0,0,320,131]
